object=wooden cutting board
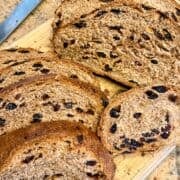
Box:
[4,19,173,180]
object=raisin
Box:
[110,9,122,14]
[86,109,95,115]
[110,124,117,133]
[70,74,78,79]
[5,103,17,110]
[163,29,173,41]
[14,71,25,76]
[129,34,135,41]
[31,113,43,123]
[122,151,131,154]
[145,138,157,143]
[95,10,107,17]
[158,11,169,19]
[165,112,170,122]
[110,106,121,118]
[70,39,75,44]
[99,0,113,2]
[10,60,28,67]
[64,102,73,109]
[151,129,160,134]
[63,42,68,48]
[110,51,118,58]
[18,49,29,53]
[15,94,21,100]
[32,63,43,68]
[161,124,171,132]
[3,60,14,64]
[152,86,168,93]
[142,4,153,10]
[82,56,89,59]
[53,104,60,112]
[153,29,164,40]
[160,132,170,139]
[53,174,63,177]
[0,79,4,83]
[22,155,34,163]
[168,94,177,102]
[6,48,17,52]
[145,90,158,99]
[102,98,109,107]
[135,61,142,66]
[113,35,120,40]
[40,69,50,74]
[104,64,112,71]
[86,160,97,166]
[141,33,150,40]
[151,59,158,64]
[96,52,106,58]
[19,102,26,107]
[77,135,83,144]
[67,114,74,117]
[176,8,180,16]
[109,25,124,31]
[76,107,84,113]
[0,118,6,127]
[133,112,142,119]
[142,132,152,137]
[55,19,61,27]
[74,20,87,28]
[42,94,50,100]
[171,13,178,22]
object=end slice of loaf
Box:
[0,121,115,179]
[98,85,180,154]
[0,74,107,135]
[53,1,180,87]
[0,48,99,91]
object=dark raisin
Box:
[14,71,25,76]
[171,13,178,22]
[86,160,97,166]
[31,113,43,123]
[70,74,78,79]
[53,174,63,177]
[165,112,170,122]
[135,61,142,66]
[40,69,50,74]
[102,98,109,107]
[142,132,152,137]
[74,20,87,28]
[99,0,113,2]
[5,103,17,110]
[22,155,34,163]
[161,124,171,132]
[145,90,158,99]
[110,106,121,118]
[63,42,68,48]
[129,34,135,41]
[176,8,180,16]
[163,29,173,41]
[120,144,126,148]
[64,102,73,109]
[113,35,120,40]
[0,118,6,127]
[0,79,4,83]
[86,173,100,177]
[3,60,14,64]
[151,59,158,64]
[145,138,157,143]
[114,144,121,150]
[53,104,60,112]
[122,151,131,154]
[109,25,124,31]
[10,60,28,67]
[70,39,75,44]
[96,52,106,58]
[86,109,95,115]
[80,14,87,18]
[160,132,170,139]
[168,94,177,102]
[133,112,142,119]
[6,48,17,52]
[110,51,118,58]
[151,129,160,134]
[18,49,29,53]
[110,9,122,14]
[32,63,43,68]
[82,56,89,59]
[19,102,26,107]
[67,114,74,117]
[42,94,50,100]
[141,33,150,40]
[152,86,167,93]
[95,10,108,17]
[142,4,153,10]
[76,107,83,113]
[158,11,169,19]
[77,135,83,144]
[55,19,61,27]
[104,64,112,71]
[15,94,21,100]
[110,124,117,133]
[153,29,164,40]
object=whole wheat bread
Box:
[0,121,115,179]
[98,85,180,154]
[53,1,180,87]
[0,74,107,135]
[0,48,98,91]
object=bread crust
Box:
[0,121,115,179]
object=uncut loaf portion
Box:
[0,121,115,179]
[0,74,107,135]
[0,48,99,92]
[98,85,180,154]
[53,1,180,87]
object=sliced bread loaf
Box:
[53,1,180,87]
[0,48,98,91]
[0,74,107,135]
[98,85,180,154]
[0,121,115,179]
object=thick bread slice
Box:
[0,48,98,91]
[53,0,180,29]
[0,74,107,135]
[53,1,180,87]
[98,85,180,154]
[0,121,115,179]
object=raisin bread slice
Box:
[98,85,180,155]
[0,121,115,179]
[53,1,180,87]
[0,74,107,135]
[0,48,98,91]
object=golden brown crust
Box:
[0,121,115,179]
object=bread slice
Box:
[0,48,98,91]
[0,74,107,135]
[53,1,180,87]
[98,85,180,155]
[0,121,115,179]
